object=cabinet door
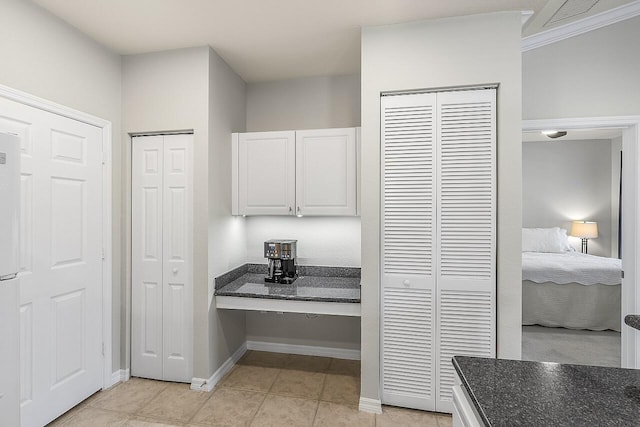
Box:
[295,128,356,216]
[238,131,295,215]
[435,89,496,413]
[381,93,437,411]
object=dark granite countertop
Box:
[625,315,640,331]
[453,356,640,427]
[214,270,360,303]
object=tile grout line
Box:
[131,379,171,418]
[248,386,270,426]
[311,373,329,426]
[184,384,217,425]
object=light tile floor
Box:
[48,351,452,427]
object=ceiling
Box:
[522,0,634,36]
[31,0,633,82]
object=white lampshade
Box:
[570,221,598,239]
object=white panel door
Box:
[161,134,193,382]
[295,128,357,216]
[132,136,164,380]
[238,131,295,215]
[0,96,103,427]
[435,89,496,413]
[132,134,193,382]
[381,93,437,411]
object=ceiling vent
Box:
[545,0,600,26]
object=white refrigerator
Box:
[0,132,20,426]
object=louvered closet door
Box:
[381,93,437,411]
[435,89,496,413]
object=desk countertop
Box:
[214,273,360,303]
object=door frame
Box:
[0,84,114,389]
[523,116,640,369]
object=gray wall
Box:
[247,75,361,131]
[522,16,640,260]
[0,0,123,372]
[361,12,523,402]
[244,75,362,352]
[123,47,248,380]
[523,139,615,257]
[208,48,248,376]
[122,46,211,378]
[523,16,640,120]
[247,313,361,352]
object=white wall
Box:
[243,75,362,351]
[361,12,523,402]
[245,217,361,266]
[207,48,248,377]
[523,139,614,257]
[0,0,123,371]
[523,16,640,119]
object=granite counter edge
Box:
[214,289,360,303]
[452,356,491,427]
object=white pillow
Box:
[556,228,574,252]
[522,227,571,253]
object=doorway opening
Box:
[522,117,640,369]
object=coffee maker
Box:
[264,239,298,284]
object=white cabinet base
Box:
[453,371,484,427]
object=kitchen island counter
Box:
[452,355,640,427]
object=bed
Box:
[522,228,622,332]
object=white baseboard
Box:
[246,340,361,360]
[359,397,382,414]
[108,369,130,388]
[191,342,248,392]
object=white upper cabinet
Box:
[233,127,359,216]
[236,131,296,215]
[296,128,357,216]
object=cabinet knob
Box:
[403,280,410,287]
[289,206,293,214]
[173,268,178,275]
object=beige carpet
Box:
[522,325,621,367]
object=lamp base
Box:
[581,238,588,254]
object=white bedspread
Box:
[522,252,622,286]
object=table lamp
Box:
[570,221,598,254]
